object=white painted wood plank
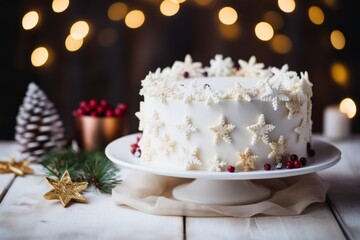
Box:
[0,174,15,201]
[317,135,360,239]
[0,175,184,240]
[186,203,345,240]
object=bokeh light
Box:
[308,6,325,25]
[264,11,284,30]
[255,22,274,41]
[31,47,49,67]
[339,98,357,119]
[270,34,292,54]
[278,0,296,13]
[65,35,83,52]
[70,21,89,40]
[108,2,128,21]
[125,10,145,29]
[331,62,349,86]
[330,30,346,50]
[52,0,70,13]
[218,7,238,25]
[22,11,39,30]
[160,0,180,16]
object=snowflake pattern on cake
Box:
[285,96,304,120]
[295,118,309,142]
[236,147,258,172]
[261,81,290,111]
[207,155,227,172]
[147,111,164,136]
[178,81,198,103]
[237,56,266,77]
[180,147,202,170]
[176,116,198,140]
[229,82,252,101]
[200,84,222,105]
[135,101,145,131]
[207,54,234,77]
[139,138,153,162]
[268,135,289,163]
[209,115,235,144]
[159,134,176,156]
[171,54,202,79]
[247,114,275,145]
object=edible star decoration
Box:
[44,170,88,207]
[261,80,290,111]
[176,116,198,140]
[236,148,258,172]
[207,54,234,77]
[0,157,33,176]
[209,115,235,144]
[268,135,289,163]
[294,118,309,142]
[247,114,275,145]
[207,155,227,172]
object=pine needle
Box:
[40,149,121,194]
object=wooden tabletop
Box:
[0,135,359,240]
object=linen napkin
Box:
[112,170,329,217]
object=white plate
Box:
[105,133,341,180]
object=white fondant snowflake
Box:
[178,81,198,103]
[236,147,258,172]
[171,54,202,79]
[207,155,227,172]
[261,81,290,111]
[176,116,197,140]
[295,118,309,142]
[237,56,266,77]
[201,85,222,105]
[209,115,235,144]
[180,147,202,170]
[285,96,304,120]
[159,134,176,156]
[247,114,275,145]
[230,82,252,102]
[135,101,145,131]
[148,111,164,136]
[268,135,289,163]
[139,138,153,162]
[207,54,234,77]
[299,71,313,96]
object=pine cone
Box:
[15,83,66,162]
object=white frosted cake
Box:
[135,55,313,172]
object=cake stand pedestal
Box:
[105,134,341,206]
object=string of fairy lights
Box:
[21,0,356,117]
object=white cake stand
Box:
[105,133,341,205]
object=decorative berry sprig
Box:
[130,135,142,157]
[73,99,128,117]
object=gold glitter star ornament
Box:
[44,170,88,207]
[0,157,33,176]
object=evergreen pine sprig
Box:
[40,149,121,193]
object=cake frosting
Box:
[135,55,313,172]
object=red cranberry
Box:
[105,110,113,117]
[183,71,190,78]
[202,71,208,77]
[293,160,302,168]
[114,108,124,116]
[264,163,271,171]
[227,165,235,172]
[300,157,307,166]
[284,160,294,169]
[290,154,298,161]
[118,103,128,112]
[80,101,87,108]
[100,99,108,106]
[130,148,136,155]
[89,99,98,107]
